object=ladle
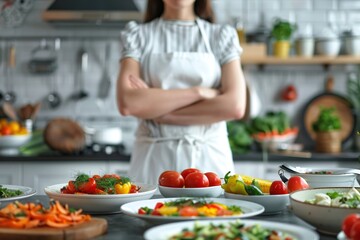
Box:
[46,38,62,109]
[71,47,88,100]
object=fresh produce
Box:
[19,129,52,156]
[168,219,296,240]
[287,176,309,193]
[281,85,297,101]
[158,168,221,188]
[221,172,273,195]
[312,106,341,132]
[247,111,298,140]
[342,214,360,240]
[227,120,253,154]
[0,185,23,198]
[0,118,28,136]
[137,198,243,217]
[0,200,91,228]
[269,180,288,195]
[60,173,140,194]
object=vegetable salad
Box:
[305,188,360,208]
[168,220,297,240]
[0,185,23,198]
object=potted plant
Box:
[271,18,297,58]
[312,106,342,153]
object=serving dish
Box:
[44,183,157,214]
[121,197,264,224]
[0,184,36,202]
[144,219,319,240]
[224,192,289,215]
[158,185,223,198]
[290,187,360,235]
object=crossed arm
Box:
[116,57,246,125]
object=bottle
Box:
[233,17,246,44]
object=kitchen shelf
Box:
[241,56,360,65]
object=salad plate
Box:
[0,184,36,202]
[44,182,157,214]
[144,219,319,240]
[121,197,264,224]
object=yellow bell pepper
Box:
[157,206,178,216]
[115,182,131,194]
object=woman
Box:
[117,0,246,185]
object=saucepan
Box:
[83,126,123,145]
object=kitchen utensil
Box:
[97,43,112,100]
[301,74,357,149]
[0,218,107,240]
[315,38,341,56]
[28,39,57,74]
[3,44,16,103]
[45,39,62,109]
[71,47,88,100]
[84,126,122,145]
[2,102,18,121]
[280,163,360,175]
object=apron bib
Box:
[128,18,235,185]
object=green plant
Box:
[271,18,297,41]
[312,107,341,132]
[347,71,360,112]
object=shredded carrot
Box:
[0,200,91,229]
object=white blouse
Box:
[119,18,242,66]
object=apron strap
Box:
[195,18,212,54]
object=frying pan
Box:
[301,74,357,149]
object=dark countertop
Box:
[17,195,336,240]
[1,151,359,162]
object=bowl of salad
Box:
[44,173,157,214]
[289,187,360,235]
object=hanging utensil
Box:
[4,44,16,103]
[2,102,18,121]
[71,47,89,100]
[46,38,62,109]
[28,39,57,74]
[97,43,112,100]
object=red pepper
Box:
[282,85,297,101]
[154,202,164,209]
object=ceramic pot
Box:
[315,38,341,56]
[295,37,315,57]
[315,131,341,153]
[273,41,290,58]
[344,36,360,56]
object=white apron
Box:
[128,18,235,185]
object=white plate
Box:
[144,219,319,240]
[121,197,264,224]
[224,192,290,215]
[158,185,223,198]
[337,231,349,240]
[44,182,157,214]
[0,184,36,202]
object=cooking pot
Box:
[84,126,123,145]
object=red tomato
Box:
[158,171,184,188]
[343,214,360,238]
[269,180,289,195]
[1,126,11,135]
[204,172,221,186]
[350,219,360,240]
[66,180,76,194]
[287,176,309,193]
[184,172,209,188]
[179,206,198,217]
[181,168,201,180]
[78,177,97,194]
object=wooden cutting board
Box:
[0,218,107,240]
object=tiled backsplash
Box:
[0,0,358,151]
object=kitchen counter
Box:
[17,195,336,240]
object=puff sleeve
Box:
[119,21,143,62]
[215,25,242,66]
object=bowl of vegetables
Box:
[158,169,223,198]
[44,173,157,214]
[289,187,360,235]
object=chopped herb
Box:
[0,185,23,198]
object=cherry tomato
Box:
[66,180,76,194]
[78,177,97,194]
[158,171,184,188]
[204,172,221,186]
[343,214,360,238]
[287,176,309,193]
[179,206,198,217]
[1,126,11,135]
[184,172,209,188]
[350,219,360,240]
[181,168,201,180]
[269,180,288,195]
